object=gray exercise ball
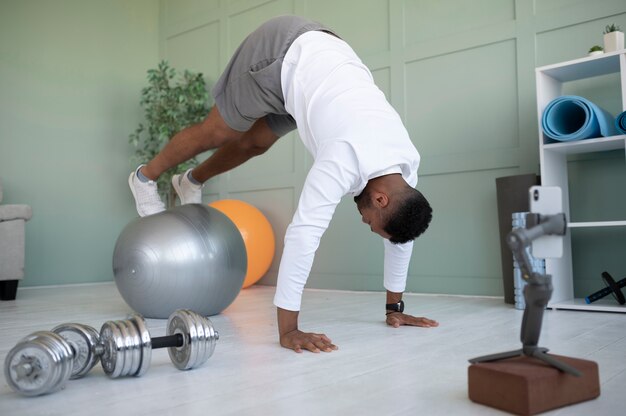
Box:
[113,204,247,318]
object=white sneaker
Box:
[172,169,203,205]
[128,165,166,217]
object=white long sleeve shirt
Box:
[273,31,421,311]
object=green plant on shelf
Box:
[603,24,621,34]
[588,45,604,53]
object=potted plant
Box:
[603,24,624,53]
[588,45,604,56]
[129,61,211,207]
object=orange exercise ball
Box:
[209,200,275,289]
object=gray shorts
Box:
[211,15,336,137]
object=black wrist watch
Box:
[385,300,404,314]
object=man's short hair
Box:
[384,188,432,244]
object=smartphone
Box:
[529,186,563,258]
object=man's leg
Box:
[129,106,246,216]
[141,106,244,180]
[192,117,279,183]
[169,117,279,205]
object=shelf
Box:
[548,297,626,313]
[568,221,626,228]
[537,50,626,314]
[541,135,626,154]
[536,49,624,82]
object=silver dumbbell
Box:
[4,309,219,396]
[4,331,76,397]
[99,309,219,377]
[5,323,110,397]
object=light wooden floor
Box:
[0,283,624,416]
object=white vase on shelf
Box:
[603,30,624,53]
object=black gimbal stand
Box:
[469,213,581,377]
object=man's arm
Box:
[277,308,337,353]
[385,290,439,328]
[273,143,360,352]
[383,240,439,328]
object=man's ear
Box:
[373,192,389,208]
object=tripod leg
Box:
[532,350,582,377]
[469,349,523,364]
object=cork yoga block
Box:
[468,354,600,415]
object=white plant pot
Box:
[588,50,604,57]
[603,31,624,53]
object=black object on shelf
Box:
[585,272,626,305]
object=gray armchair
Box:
[0,179,32,300]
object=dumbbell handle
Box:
[92,333,184,355]
[151,333,184,350]
[585,276,626,303]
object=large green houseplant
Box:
[129,61,211,207]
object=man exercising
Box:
[129,15,438,354]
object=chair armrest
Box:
[0,205,33,222]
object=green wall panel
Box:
[536,13,626,66]
[229,134,297,180]
[165,21,222,89]
[405,40,519,157]
[304,0,390,56]
[371,67,392,102]
[162,0,220,28]
[403,0,515,44]
[535,0,590,14]
[405,168,517,296]
[312,198,384,280]
[0,0,159,287]
[227,0,293,54]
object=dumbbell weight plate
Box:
[22,331,73,395]
[166,310,194,370]
[99,316,153,378]
[187,309,219,367]
[128,314,152,377]
[100,321,125,378]
[120,318,147,377]
[199,313,218,362]
[166,310,200,370]
[40,333,74,394]
[189,311,208,369]
[4,332,73,396]
[184,309,217,368]
[185,310,206,369]
[115,319,138,377]
[52,323,101,379]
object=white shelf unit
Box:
[535,49,626,313]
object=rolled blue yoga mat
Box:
[616,111,626,134]
[541,95,618,142]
